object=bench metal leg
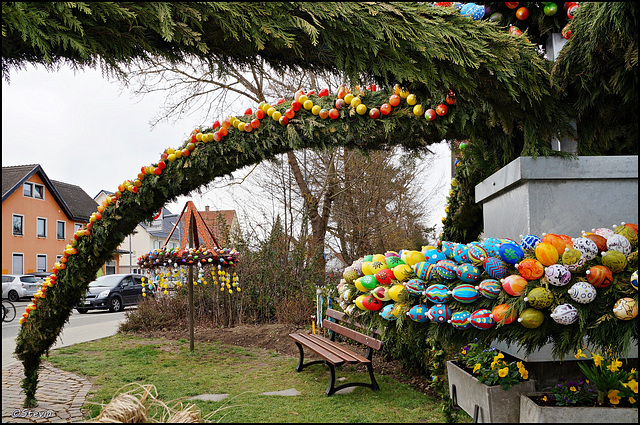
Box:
[325,362,380,396]
[294,341,326,372]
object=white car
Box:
[2,274,41,302]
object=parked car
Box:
[76,273,155,313]
[27,272,53,279]
[2,274,42,301]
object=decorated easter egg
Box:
[352,259,364,276]
[362,294,384,311]
[469,309,495,330]
[361,261,375,276]
[453,245,471,264]
[425,284,450,303]
[550,303,578,325]
[520,234,542,250]
[499,243,524,265]
[371,286,391,302]
[606,234,632,255]
[593,227,614,239]
[468,244,488,266]
[386,255,406,269]
[404,279,426,296]
[372,253,386,263]
[490,303,517,325]
[518,308,544,329]
[516,258,545,281]
[562,247,582,266]
[414,262,436,281]
[404,250,426,266]
[582,233,607,253]
[354,294,368,310]
[441,241,457,259]
[535,242,559,266]
[613,297,638,321]
[354,277,367,292]
[456,263,481,283]
[544,264,572,287]
[427,303,452,323]
[363,254,374,262]
[449,310,472,329]
[482,257,508,279]
[524,287,554,309]
[408,304,430,322]
[343,267,359,284]
[360,274,379,291]
[601,250,627,273]
[370,260,389,275]
[614,224,638,245]
[623,222,639,236]
[379,303,397,320]
[451,284,480,303]
[436,259,458,280]
[501,275,528,296]
[482,238,502,257]
[375,268,396,286]
[631,270,638,290]
[388,284,409,302]
[568,282,597,304]
[393,264,414,281]
[585,265,614,289]
[477,279,502,299]
[391,303,406,318]
[385,251,400,259]
[424,249,447,265]
[344,304,357,315]
[542,234,566,256]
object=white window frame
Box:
[23,182,32,197]
[33,183,44,200]
[74,223,82,233]
[36,217,47,238]
[12,214,24,236]
[12,253,24,275]
[56,220,66,240]
[105,260,117,275]
[36,254,47,272]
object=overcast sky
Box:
[2,64,451,238]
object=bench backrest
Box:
[323,308,383,351]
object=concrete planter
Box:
[447,361,536,423]
[519,393,638,423]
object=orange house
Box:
[2,164,120,276]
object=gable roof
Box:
[139,207,182,241]
[199,208,237,246]
[2,164,97,221]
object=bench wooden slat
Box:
[305,333,370,364]
[289,333,345,365]
[325,308,383,336]
[323,319,384,351]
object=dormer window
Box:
[23,182,44,199]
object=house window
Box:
[74,223,82,233]
[12,214,24,236]
[37,217,47,238]
[56,255,63,263]
[36,254,47,272]
[33,184,44,199]
[23,182,32,197]
[105,260,117,275]
[23,182,44,199]
[57,221,66,240]
[12,253,24,275]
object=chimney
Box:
[205,206,210,212]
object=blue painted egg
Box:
[456,263,481,283]
[414,262,436,281]
[469,309,496,330]
[451,284,480,304]
[425,284,450,303]
[427,304,452,323]
[631,270,638,290]
[379,303,397,321]
[468,244,488,266]
[520,234,542,250]
[436,259,458,280]
[449,310,472,329]
[477,279,502,299]
[453,245,471,264]
[482,257,508,279]
[407,304,429,322]
[404,279,426,296]
[499,243,524,265]
[424,249,446,265]
[441,241,456,259]
[482,238,502,257]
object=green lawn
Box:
[45,334,464,423]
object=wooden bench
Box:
[289,308,383,396]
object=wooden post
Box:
[188,213,195,352]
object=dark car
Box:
[76,273,155,313]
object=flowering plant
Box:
[541,377,595,406]
[456,341,529,390]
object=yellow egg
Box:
[393,264,413,281]
[388,284,409,302]
[354,294,368,310]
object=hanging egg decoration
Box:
[535,242,559,266]
[631,270,638,290]
[499,242,524,265]
[427,303,452,323]
[544,264,572,287]
[360,274,379,291]
[413,262,435,281]
[404,250,426,266]
[386,255,406,269]
[375,268,396,286]
[593,227,615,240]
[451,284,480,304]
[456,263,481,283]
[425,284,451,303]
[408,304,430,322]
[585,265,614,289]
[476,279,502,299]
[424,249,447,265]
[453,245,471,264]
[606,234,632,255]
[354,294,368,310]
[518,308,545,329]
[435,259,458,280]
[468,244,488,266]
[568,281,597,304]
[572,237,600,260]
[490,303,518,325]
[354,277,367,292]
[343,267,358,284]
[613,224,638,245]
[520,234,541,250]
[562,248,586,272]
[362,294,384,311]
[379,303,397,321]
[550,303,578,325]
[501,275,528,297]
[542,234,566,256]
[613,297,638,321]
[524,287,554,309]
[371,286,392,302]
[582,233,607,253]
[449,310,472,329]
[369,260,389,275]
[601,250,628,273]
[469,309,495,330]
[441,241,457,259]
[404,279,426,296]
[482,257,508,279]
[516,258,545,281]
[388,284,409,302]
[482,238,502,257]
[393,263,414,281]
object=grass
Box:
[44,333,460,423]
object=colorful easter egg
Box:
[449,310,472,329]
[562,247,582,266]
[427,303,452,323]
[631,270,638,290]
[544,264,572,287]
[361,261,374,276]
[542,234,566,256]
[518,308,544,328]
[414,262,436,281]
[516,258,545,281]
[425,284,450,303]
[372,253,386,263]
[362,294,384,311]
[582,233,607,253]
[601,250,627,273]
[435,259,458,280]
[456,263,481,283]
[375,268,396,286]
[371,286,391,301]
[344,304,357,315]
[404,279,426,296]
[477,279,502,299]
[550,303,578,325]
[351,259,364,276]
[354,294,368,310]
[393,263,414,281]
[343,267,359,284]
[524,287,554,309]
[501,275,528,296]
[441,241,457,259]
[593,227,614,239]
[408,304,430,322]
[404,250,426,266]
[585,265,614,288]
[469,309,495,329]
[572,237,599,260]
[359,274,379,290]
[451,284,480,303]
[482,257,508,279]
[568,281,597,304]
[499,242,524,265]
[614,224,638,245]
[453,245,471,264]
[606,234,632,255]
[391,303,406,318]
[388,284,409,302]
[369,260,389,275]
[482,238,502,257]
[613,297,638,321]
[424,249,447,265]
[379,303,397,320]
[354,277,367,292]
[520,234,541,250]
[535,242,559,266]
[363,254,374,262]
[490,303,517,325]
[468,244,488,266]
[386,255,406,269]
[623,222,639,235]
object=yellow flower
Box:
[519,369,529,379]
[517,361,524,371]
[627,379,638,394]
[473,363,481,374]
[608,389,621,405]
[494,353,504,362]
[542,396,548,402]
[607,360,623,373]
[498,367,509,378]
[461,349,467,355]
[629,397,636,404]
[593,354,603,367]
[574,349,586,359]
[570,386,577,392]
